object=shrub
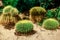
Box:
[3,0,19,7]
[15,20,33,33]
[29,7,46,23]
[46,9,57,18]
[57,11,60,20]
[56,7,60,20]
[16,0,40,13]
[42,18,59,30]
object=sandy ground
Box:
[0,24,60,40]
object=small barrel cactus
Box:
[3,5,13,14]
[15,20,33,33]
[11,8,19,16]
[30,7,46,16]
[42,18,59,30]
[0,6,21,27]
[29,7,46,23]
[0,13,11,25]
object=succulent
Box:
[3,5,13,14]
[0,13,11,25]
[11,8,19,16]
[3,0,19,7]
[42,18,59,30]
[15,20,33,33]
[0,6,21,25]
[30,7,46,16]
[29,7,46,23]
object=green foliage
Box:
[38,18,46,26]
[46,9,57,18]
[3,0,19,7]
[56,7,60,20]
[16,0,40,13]
[40,0,52,9]
[30,7,46,16]
[42,18,59,30]
[15,20,33,33]
[57,11,60,20]
[57,10,60,24]
[0,8,3,15]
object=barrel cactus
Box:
[0,13,11,25]
[29,7,46,23]
[11,8,19,16]
[15,20,33,33]
[42,18,59,30]
[0,6,21,27]
[30,7,46,16]
[3,5,13,14]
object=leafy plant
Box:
[3,0,19,7]
[42,18,59,30]
[56,7,60,20]
[46,9,57,18]
[15,20,33,33]
[57,11,60,20]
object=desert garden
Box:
[0,0,60,40]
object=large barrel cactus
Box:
[29,7,46,23]
[0,5,21,27]
[15,20,33,33]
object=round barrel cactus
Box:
[42,18,59,30]
[29,7,46,23]
[0,6,20,26]
[29,7,46,16]
[3,5,13,14]
[11,8,19,16]
[15,20,33,33]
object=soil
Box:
[15,30,36,36]
[0,24,60,40]
[3,22,15,30]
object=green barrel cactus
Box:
[0,6,21,26]
[15,20,33,33]
[11,8,19,16]
[42,18,59,30]
[29,7,46,16]
[29,7,46,23]
[3,5,13,14]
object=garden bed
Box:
[0,24,60,40]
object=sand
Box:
[0,24,60,40]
